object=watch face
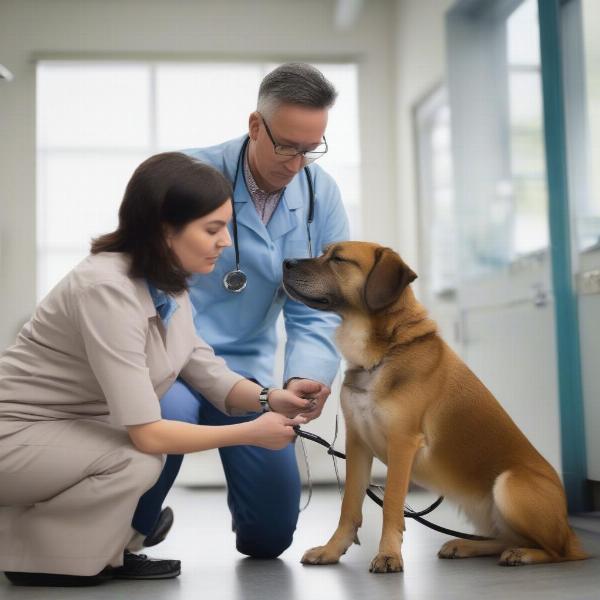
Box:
[259,387,270,411]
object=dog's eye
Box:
[331,256,346,264]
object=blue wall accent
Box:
[538,0,589,512]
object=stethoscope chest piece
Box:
[223,269,248,293]
[222,135,314,293]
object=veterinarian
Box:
[0,153,311,586]
[132,62,350,560]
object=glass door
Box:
[446,0,563,484]
[562,0,600,490]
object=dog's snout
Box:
[284,259,299,270]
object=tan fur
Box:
[285,242,588,572]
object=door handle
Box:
[577,270,600,295]
[532,283,548,307]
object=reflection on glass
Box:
[578,0,600,249]
[429,105,457,294]
[449,0,549,279]
[507,0,549,257]
[416,90,456,298]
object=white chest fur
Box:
[341,367,388,463]
[336,316,379,370]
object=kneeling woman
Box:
[0,153,309,586]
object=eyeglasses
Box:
[260,114,328,163]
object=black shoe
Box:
[4,569,111,587]
[111,551,181,580]
[144,506,174,547]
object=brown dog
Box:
[282,241,587,573]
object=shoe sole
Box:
[112,568,181,580]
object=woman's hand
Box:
[245,412,306,450]
[267,388,315,418]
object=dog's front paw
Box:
[369,552,403,573]
[301,545,342,565]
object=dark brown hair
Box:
[91,152,232,293]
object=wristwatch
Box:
[259,387,272,413]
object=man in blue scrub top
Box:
[133,63,349,561]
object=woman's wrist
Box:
[236,420,256,445]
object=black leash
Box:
[293,426,490,542]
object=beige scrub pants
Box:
[0,418,163,576]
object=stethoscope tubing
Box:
[293,426,491,541]
[223,136,315,292]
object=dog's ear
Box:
[363,248,417,312]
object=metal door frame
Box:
[538,0,589,511]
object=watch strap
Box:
[259,387,271,412]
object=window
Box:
[447,0,548,279]
[507,0,548,255]
[415,86,457,300]
[36,60,360,298]
[563,0,600,251]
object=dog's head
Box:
[282,241,417,315]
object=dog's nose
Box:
[283,259,299,270]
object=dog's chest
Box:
[336,318,378,369]
[341,367,388,462]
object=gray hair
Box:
[257,63,337,118]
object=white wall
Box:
[393,0,455,273]
[0,0,397,349]
[392,0,459,357]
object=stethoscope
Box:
[223,136,315,293]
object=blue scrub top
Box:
[184,136,350,387]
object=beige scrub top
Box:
[0,251,245,426]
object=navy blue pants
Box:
[132,380,301,558]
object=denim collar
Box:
[146,281,179,327]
